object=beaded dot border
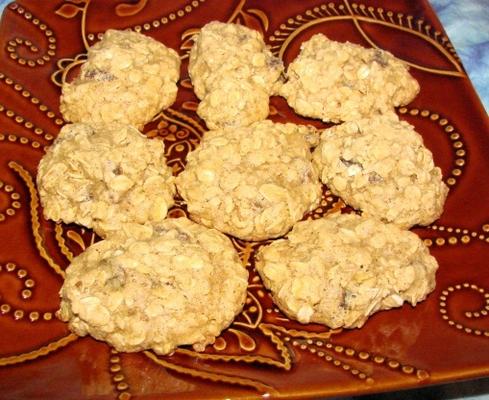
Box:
[398,107,466,187]
[0,72,64,128]
[276,330,429,381]
[439,283,489,338]
[7,3,57,67]
[0,104,54,142]
[0,133,45,152]
[0,181,21,222]
[0,262,55,323]
[86,0,206,43]
[424,223,489,248]
[109,350,132,400]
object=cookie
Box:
[279,34,419,122]
[256,213,438,329]
[189,21,283,129]
[61,29,180,127]
[58,217,248,355]
[176,120,322,241]
[196,77,270,130]
[312,114,448,228]
[37,123,175,238]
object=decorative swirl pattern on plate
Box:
[0,262,39,321]
[7,3,57,67]
[268,0,465,77]
[439,283,489,338]
[54,0,206,52]
[144,350,278,395]
[0,0,487,397]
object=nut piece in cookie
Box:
[176,120,322,241]
[256,213,438,329]
[280,33,419,122]
[61,29,180,127]
[37,123,175,238]
[58,217,249,355]
[312,114,448,228]
[189,21,284,129]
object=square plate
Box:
[0,0,488,399]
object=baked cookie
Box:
[196,77,270,130]
[37,123,175,238]
[61,29,180,127]
[279,34,419,122]
[256,213,438,329]
[189,21,283,129]
[176,120,322,241]
[58,217,248,355]
[312,114,448,228]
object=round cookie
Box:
[189,21,283,129]
[61,29,180,127]
[256,213,438,329]
[37,123,175,238]
[176,120,322,241]
[58,217,249,355]
[279,34,419,123]
[312,114,448,228]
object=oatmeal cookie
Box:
[58,217,248,355]
[61,29,180,127]
[176,120,322,241]
[256,213,438,329]
[279,34,419,122]
[312,114,448,228]
[189,21,283,129]
[196,77,270,130]
[37,123,175,238]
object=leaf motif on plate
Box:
[51,54,87,87]
[227,0,269,35]
[55,3,84,19]
[115,0,148,17]
[180,28,200,59]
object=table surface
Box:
[0,0,487,399]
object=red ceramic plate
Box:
[0,1,488,399]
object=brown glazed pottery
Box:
[0,0,488,399]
